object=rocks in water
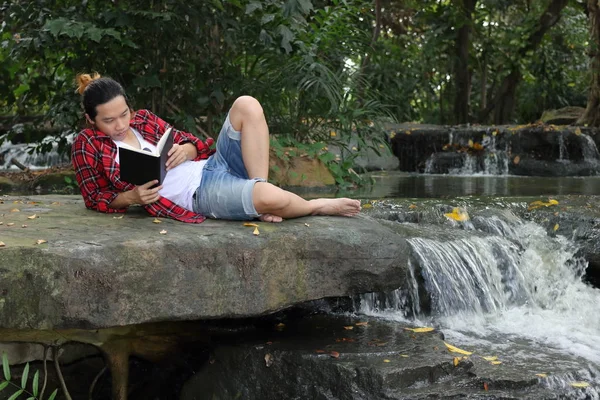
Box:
[389,123,600,176]
[180,315,589,400]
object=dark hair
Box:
[76,73,131,120]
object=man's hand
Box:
[130,180,162,205]
[166,143,197,171]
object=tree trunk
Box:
[356,0,382,103]
[453,0,477,124]
[578,0,600,126]
[487,0,569,124]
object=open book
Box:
[118,127,174,185]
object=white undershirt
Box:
[113,128,207,211]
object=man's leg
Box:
[252,182,361,219]
[228,95,269,180]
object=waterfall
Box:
[558,134,567,161]
[359,211,600,366]
[581,134,600,162]
[0,134,73,170]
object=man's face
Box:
[87,95,131,141]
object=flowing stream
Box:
[359,210,600,397]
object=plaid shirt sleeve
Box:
[71,132,126,214]
[134,110,215,160]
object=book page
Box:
[157,127,173,153]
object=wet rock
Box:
[180,315,582,400]
[388,124,600,176]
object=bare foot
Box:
[259,213,283,223]
[311,198,361,217]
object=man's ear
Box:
[85,114,95,125]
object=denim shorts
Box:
[192,114,265,220]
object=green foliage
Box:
[1,352,58,400]
[0,0,594,179]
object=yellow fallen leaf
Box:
[304,223,310,227]
[404,327,435,333]
[27,214,37,220]
[409,204,417,209]
[0,241,5,247]
[276,323,285,331]
[362,203,373,209]
[492,130,498,136]
[468,139,474,147]
[355,322,368,326]
[553,224,559,231]
[113,215,124,219]
[153,218,162,224]
[0,221,3,225]
[444,342,473,355]
[491,361,502,365]
[160,230,167,235]
[575,127,582,136]
[330,131,337,137]
[482,356,498,361]
[343,326,354,330]
[35,239,47,245]
[536,373,548,378]
[513,155,520,164]
[453,357,460,366]
[253,226,260,235]
[10,208,20,212]
[571,382,589,388]
[528,199,559,211]
[383,359,391,363]
[21,224,27,228]
[243,222,259,227]
[7,223,15,227]
[51,202,61,205]
[400,354,409,358]
[444,208,469,222]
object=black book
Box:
[118,127,174,185]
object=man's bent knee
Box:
[253,183,289,214]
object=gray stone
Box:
[180,315,585,400]
[0,195,410,330]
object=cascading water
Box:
[581,134,600,162]
[359,210,600,397]
[0,134,73,170]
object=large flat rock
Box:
[0,195,410,330]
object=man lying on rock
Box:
[71,73,361,223]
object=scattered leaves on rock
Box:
[444,342,473,355]
[528,199,559,211]
[571,382,589,388]
[444,208,469,222]
[404,327,435,333]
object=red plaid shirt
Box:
[72,109,215,223]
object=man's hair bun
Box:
[75,72,102,95]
